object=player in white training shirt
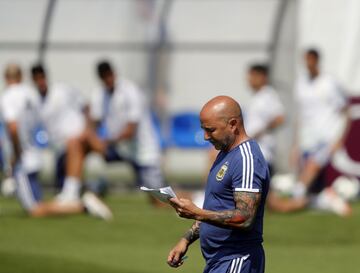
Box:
[30,64,112,220]
[292,50,348,193]
[288,49,351,216]
[31,64,85,198]
[244,64,285,173]
[0,63,86,217]
[90,61,165,205]
[193,64,285,209]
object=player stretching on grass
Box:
[168,96,269,273]
[30,64,113,220]
[1,63,85,217]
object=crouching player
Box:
[89,61,166,206]
[30,64,112,220]
[1,63,89,217]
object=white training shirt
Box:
[294,73,347,152]
[244,85,285,164]
[38,83,86,149]
[1,83,42,173]
[90,79,161,166]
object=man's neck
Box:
[253,84,266,93]
[226,134,250,152]
[309,70,319,80]
[106,87,114,94]
[39,87,48,99]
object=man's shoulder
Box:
[236,139,265,157]
[228,140,269,191]
[317,73,339,88]
[120,78,138,89]
[318,73,334,81]
[1,84,37,118]
[2,84,28,101]
[117,79,145,107]
[231,140,268,168]
[253,86,282,106]
[118,79,143,96]
[262,86,281,100]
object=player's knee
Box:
[66,136,83,150]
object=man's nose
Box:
[204,131,210,141]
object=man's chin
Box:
[211,143,223,151]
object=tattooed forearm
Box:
[198,192,261,230]
[182,221,200,244]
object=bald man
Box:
[167,96,269,273]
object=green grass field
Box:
[0,193,360,273]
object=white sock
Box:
[292,182,307,199]
[310,188,349,216]
[59,176,82,201]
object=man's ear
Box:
[229,118,237,129]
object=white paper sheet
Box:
[140,186,177,203]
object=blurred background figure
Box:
[0,63,90,217]
[244,63,285,175]
[31,64,85,199]
[30,64,113,220]
[273,48,351,216]
[292,49,349,192]
[193,63,285,208]
[1,63,43,215]
[89,60,166,206]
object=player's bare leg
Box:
[52,135,113,220]
[298,158,322,188]
[267,191,308,213]
[29,201,84,217]
[66,137,86,179]
[80,127,107,155]
[294,140,345,197]
[55,137,84,203]
[80,128,167,209]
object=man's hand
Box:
[167,238,188,268]
[169,198,202,220]
[170,192,261,230]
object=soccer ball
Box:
[271,173,296,197]
[1,177,16,197]
[332,176,360,202]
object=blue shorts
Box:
[104,145,165,188]
[302,141,333,167]
[55,147,165,189]
[55,152,67,189]
[13,166,42,211]
[204,246,265,273]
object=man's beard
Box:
[210,136,233,151]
